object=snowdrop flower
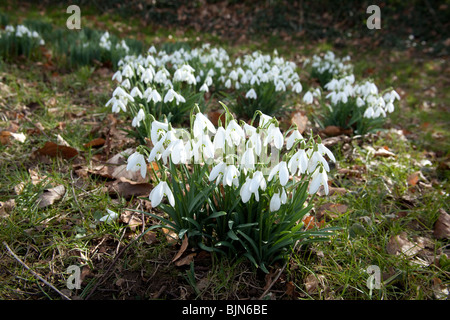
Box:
[100,209,119,223]
[270,189,287,212]
[240,147,256,172]
[225,120,245,147]
[121,64,134,78]
[213,127,226,152]
[292,82,303,93]
[275,80,286,92]
[286,129,303,150]
[199,83,209,92]
[141,68,154,84]
[307,149,330,174]
[224,79,232,88]
[112,70,123,83]
[223,165,240,187]
[193,112,216,138]
[288,148,308,175]
[132,109,146,127]
[209,162,226,186]
[148,138,165,162]
[268,161,289,186]
[150,181,175,207]
[150,120,169,145]
[146,89,162,104]
[126,152,147,178]
[130,87,143,99]
[258,113,273,128]
[385,101,394,113]
[364,106,375,119]
[303,91,314,104]
[245,88,257,99]
[308,166,329,195]
[148,45,157,54]
[265,124,284,149]
[317,142,336,163]
[356,97,365,107]
[192,134,215,163]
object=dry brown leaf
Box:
[174,253,196,267]
[316,203,348,220]
[304,274,326,295]
[172,235,189,263]
[36,141,78,160]
[374,148,396,158]
[291,111,308,133]
[84,138,105,148]
[143,231,157,245]
[106,180,152,199]
[207,110,225,127]
[434,209,450,239]
[0,199,15,218]
[407,171,420,186]
[0,131,11,145]
[162,228,178,245]
[37,184,65,208]
[119,211,143,231]
[386,232,422,257]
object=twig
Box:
[258,263,287,300]
[3,241,71,300]
[84,237,137,300]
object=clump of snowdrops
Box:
[0,24,45,60]
[304,50,353,87]
[126,103,337,272]
[221,50,303,120]
[305,74,401,135]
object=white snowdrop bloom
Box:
[225,120,245,147]
[164,88,176,103]
[245,88,257,99]
[265,124,284,149]
[193,112,216,138]
[148,138,165,162]
[229,70,238,81]
[286,129,303,150]
[192,134,215,163]
[112,70,123,83]
[199,83,209,92]
[209,162,226,185]
[121,64,134,78]
[213,127,226,152]
[308,167,329,195]
[148,46,157,54]
[132,109,146,128]
[275,80,286,92]
[307,149,330,174]
[100,209,119,223]
[258,113,273,128]
[270,189,287,212]
[303,91,314,104]
[240,147,256,172]
[364,106,375,118]
[150,120,169,145]
[356,97,365,107]
[288,148,308,175]
[126,152,147,178]
[386,101,394,113]
[150,181,175,207]
[224,79,232,88]
[268,161,289,186]
[130,87,143,99]
[292,82,303,93]
[317,143,336,163]
[147,89,162,104]
[141,68,154,84]
[223,165,240,188]
[121,78,131,90]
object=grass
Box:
[0,3,449,301]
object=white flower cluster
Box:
[223,50,303,99]
[304,50,352,80]
[2,24,45,45]
[99,31,130,53]
[324,75,401,119]
[127,111,335,211]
